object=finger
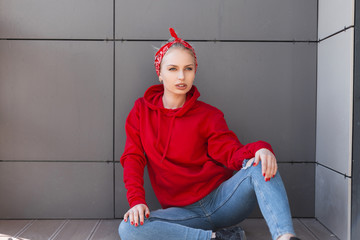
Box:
[129,211,134,226]
[266,156,274,180]
[254,153,260,167]
[269,157,278,180]
[124,212,129,222]
[139,207,145,226]
[274,161,278,177]
[263,156,269,180]
[270,156,277,177]
[133,209,139,227]
[145,207,150,219]
[270,158,277,178]
[261,157,267,180]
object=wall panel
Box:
[114,41,159,162]
[115,0,317,41]
[115,162,315,218]
[0,41,113,161]
[315,165,351,240]
[318,0,354,39]
[115,41,317,163]
[278,163,315,217]
[0,0,113,39]
[0,162,114,219]
[316,29,354,176]
[316,3,354,238]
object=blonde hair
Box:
[157,42,197,73]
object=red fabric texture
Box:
[120,84,274,209]
[154,28,198,76]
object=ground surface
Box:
[0,218,339,240]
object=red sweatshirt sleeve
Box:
[207,112,274,171]
[120,100,147,208]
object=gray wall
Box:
[316,0,355,239]
[0,0,317,219]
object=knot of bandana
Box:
[154,28,198,76]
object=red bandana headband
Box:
[154,28,198,76]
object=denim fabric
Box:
[119,159,295,240]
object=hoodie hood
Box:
[143,84,200,161]
[143,84,200,116]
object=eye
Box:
[168,67,176,71]
[186,67,193,71]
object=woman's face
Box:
[159,47,196,98]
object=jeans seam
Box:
[253,175,281,240]
[272,176,293,240]
[197,200,217,230]
[206,171,251,219]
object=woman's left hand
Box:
[253,148,278,181]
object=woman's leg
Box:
[119,158,295,240]
[201,159,295,240]
[118,206,213,240]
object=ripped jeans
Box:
[118,159,295,240]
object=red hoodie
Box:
[120,84,274,209]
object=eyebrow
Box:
[166,64,195,67]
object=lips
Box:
[175,83,187,90]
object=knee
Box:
[119,220,149,240]
[118,220,132,240]
[246,161,263,177]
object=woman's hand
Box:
[253,148,278,181]
[124,204,150,227]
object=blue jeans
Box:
[119,159,295,240]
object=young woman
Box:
[118,28,300,240]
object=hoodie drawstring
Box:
[161,116,176,162]
[156,109,161,148]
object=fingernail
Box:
[253,163,256,166]
[263,173,265,177]
[267,178,270,181]
[131,221,133,225]
[273,174,275,178]
[135,223,138,227]
[146,214,150,218]
[124,219,127,222]
[140,222,144,225]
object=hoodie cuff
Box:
[129,198,147,208]
[254,141,275,156]
[234,140,275,170]
[254,140,275,156]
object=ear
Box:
[159,74,163,83]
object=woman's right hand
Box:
[124,204,150,227]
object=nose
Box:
[178,70,184,80]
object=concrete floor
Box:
[0,218,339,240]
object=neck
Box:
[162,93,186,109]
